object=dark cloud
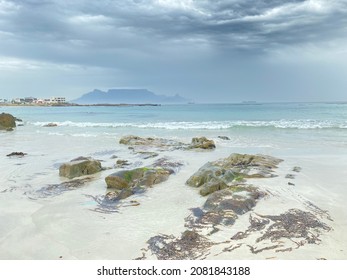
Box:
[0,0,347,101]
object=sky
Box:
[0,0,347,103]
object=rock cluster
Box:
[119,135,216,150]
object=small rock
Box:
[43,123,58,127]
[6,152,27,157]
[188,137,216,150]
[288,182,295,186]
[116,159,130,167]
[293,166,302,172]
[218,136,230,140]
[59,158,102,179]
[285,174,295,179]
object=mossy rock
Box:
[199,178,229,196]
[105,167,171,189]
[188,137,216,150]
[0,113,16,130]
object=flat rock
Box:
[105,167,171,190]
[187,153,282,196]
[119,135,216,151]
[59,158,102,179]
[119,135,184,149]
[6,152,27,157]
[43,123,58,127]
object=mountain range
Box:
[71,89,189,104]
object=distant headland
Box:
[0,88,190,106]
[71,89,189,104]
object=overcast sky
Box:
[1,0,347,102]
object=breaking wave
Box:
[30,119,347,130]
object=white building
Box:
[50,97,66,104]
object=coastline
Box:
[1,103,161,107]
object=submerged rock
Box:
[218,136,230,140]
[0,113,16,130]
[59,157,102,179]
[187,185,265,229]
[43,123,58,127]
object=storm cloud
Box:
[1,0,347,102]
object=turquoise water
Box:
[2,102,347,156]
[2,102,347,128]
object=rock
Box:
[59,158,102,179]
[218,136,230,140]
[104,189,134,201]
[186,162,235,188]
[199,178,228,196]
[117,188,135,200]
[186,185,265,229]
[0,113,16,130]
[187,154,281,197]
[6,152,27,157]
[105,173,130,189]
[116,159,130,167]
[119,135,183,149]
[203,189,256,215]
[105,167,171,189]
[188,137,216,150]
[43,123,58,127]
[152,158,183,174]
[293,166,302,172]
[285,174,295,179]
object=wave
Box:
[30,120,347,130]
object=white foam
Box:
[30,119,347,130]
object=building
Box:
[50,97,66,104]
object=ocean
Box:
[1,102,347,259]
[2,102,347,156]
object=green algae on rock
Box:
[187,153,282,196]
[105,167,171,189]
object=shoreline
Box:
[0,103,161,107]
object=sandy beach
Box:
[1,107,346,260]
